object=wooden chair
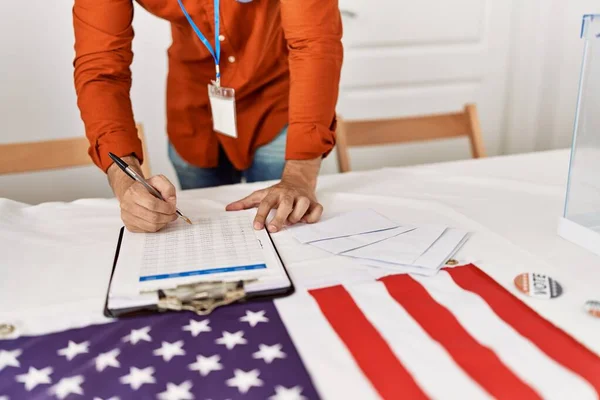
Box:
[335,103,486,173]
[0,124,151,177]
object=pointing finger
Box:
[226,190,266,211]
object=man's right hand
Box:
[107,156,178,233]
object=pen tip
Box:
[183,216,192,225]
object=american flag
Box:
[302,265,600,399]
[2,264,600,400]
[0,301,318,400]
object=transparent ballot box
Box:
[559,15,600,255]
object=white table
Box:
[2,148,599,356]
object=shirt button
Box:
[228,56,236,63]
[219,34,225,42]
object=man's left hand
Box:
[226,158,323,232]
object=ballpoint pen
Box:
[108,152,192,225]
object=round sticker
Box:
[584,300,600,318]
[514,272,563,299]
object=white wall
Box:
[0,2,176,204]
[0,1,598,204]
[504,0,600,154]
[541,0,600,150]
[0,1,105,203]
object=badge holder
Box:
[208,82,238,138]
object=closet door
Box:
[331,0,513,170]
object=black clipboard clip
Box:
[151,279,257,316]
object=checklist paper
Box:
[109,210,291,302]
[139,213,266,281]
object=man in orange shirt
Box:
[73,0,343,233]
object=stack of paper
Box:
[286,209,469,276]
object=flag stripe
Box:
[413,271,597,400]
[274,292,381,400]
[447,264,600,396]
[380,274,542,400]
[346,282,493,400]
[309,285,428,400]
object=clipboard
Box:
[104,225,295,319]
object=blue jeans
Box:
[169,125,287,189]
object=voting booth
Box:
[559,15,600,256]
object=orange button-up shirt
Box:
[73,0,343,173]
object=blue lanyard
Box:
[177,0,221,85]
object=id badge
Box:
[208,83,238,138]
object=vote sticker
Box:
[514,273,563,299]
[584,300,600,318]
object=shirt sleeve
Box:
[73,0,142,172]
[280,0,344,160]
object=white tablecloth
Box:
[1,149,599,358]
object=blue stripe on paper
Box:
[139,263,267,282]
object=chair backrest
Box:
[335,103,486,173]
[0,124,151,177]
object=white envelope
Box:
[347,228,469,271]
[311,226,415,255]
[343,225,447,263]
[287,209,399,244]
